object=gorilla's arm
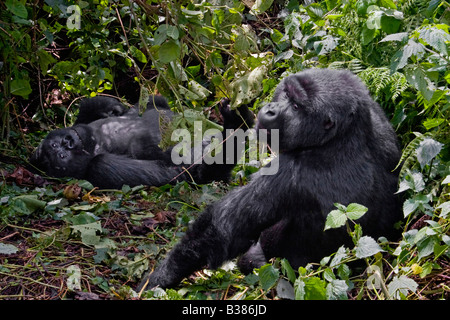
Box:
[74,96,128,125]
[178,101,255,184]
[137,173,282,290]
[85,154,181,189]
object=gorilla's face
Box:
[257,70,363,152]
[31,125,96,178]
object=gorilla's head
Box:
[257,69,371,152]
[30,125,96,179]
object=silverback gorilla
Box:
[138,69,402,290]
[30,96,254,189]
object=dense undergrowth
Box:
[0,0,449,300]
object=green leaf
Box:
[280,259,297,283]
[391,39,426,71]
[423,118,445,130]
[346,203,368,220]
[380,32,409,43]
[415,137,443,169]
[0,243,19,255]
[258,264,279,291]
[230,64,270,108]
[380,14,402,34]
[314,35,339,55]
[37,49,57,75]
[361,25,378,45]
[418,25,450,56]
[71,221,103,246]
[416,235,438,260]
[6,0,28,19]
[326,280,349,300]
[130,46,147,63]
[66,265,81,291]
[295,277,327,300]
[158,40,180,63]
[402,194,431,218]
[10,79,32,98]
[251,0,274,14]
[324,209,347,230]
[355,236,384,258]
[388,275,418,299]
[330,246,348,267]
[11,195,46,215]
[404,66,435,101]
[437,201,450,219]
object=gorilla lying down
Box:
[30,96,254,189]
[138,69,402,290]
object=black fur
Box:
[138,69,402,290]
[30,96,254,189]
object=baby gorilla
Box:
[138,69,402,290]
[30,96,254,189]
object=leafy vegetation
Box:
[1,0,449,300]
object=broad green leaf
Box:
[71,221,102,246]
[380,14,402,34]
[66,265,82,291]
[158,40,180,63]
[314,35,339,55]
[423,118,445,130]
[402,194,431,218]
[12,195,46,214]
[388,275,418,299]
[294,278,306,300]
[404,66,434,101]
[330,246,348,267]
[258,264,279,291]
[37,49,57,75]
[251,0,274,14]
[324,209,347,230]
[6,0,28,18]
[380,32,409,42]
[230,64,270,108]
[379,0,397,9]
[355,236,384,258]
[276,278,295,300]
[211,10,224,31]
[437,201,450,218]
[346,203,368,220]
[391,39,426,71]
[10,79,32,98]
[326,280,349,300]
[297,277,327,300]
[442,175,450,185]
[418,25,450,56]
[154,25,179,46]
[416,137,443,169]
[130,46,147,63]
[0,243,19,255]
[416,235,438,260]
[280,259,297,283]
[361,25,378,45]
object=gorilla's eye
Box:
[52,143,57,148]
[292,103,301,111]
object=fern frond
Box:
[358,67,408,102]
[328,59,364,74]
